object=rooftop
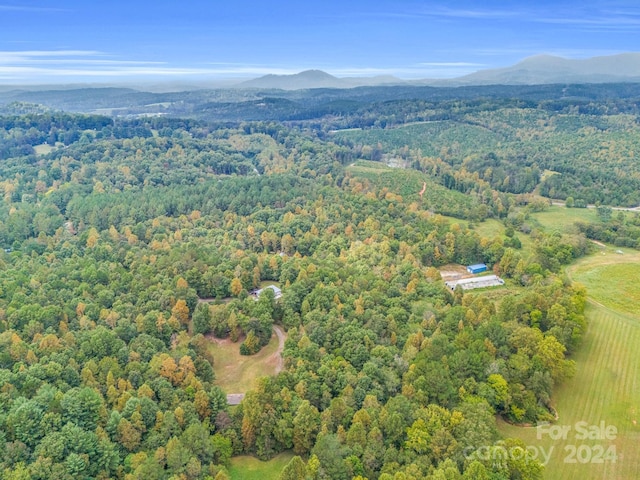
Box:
[445,274,504,291]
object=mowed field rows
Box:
[499,250,640,479]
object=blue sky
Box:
[0,0,639,85]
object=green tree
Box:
[463,461,490,479]
[311,434,349,480]
[7,401,44,448]
[165,436,191,475]
[3,463,32,480]
[596,205,612,222]
[61,387,103,430]
[240,330,261,355]
[192,303,212,335]
[280,455,307,480]
[65,452,88,476]
[211,433,233,466]
[293,400,321,455]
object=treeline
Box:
[0,113,113,159]
[4,82,640,122]
[576,210,640,248]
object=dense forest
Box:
[3,82,640,207]
[0,87,626,479]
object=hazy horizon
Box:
[1,0,639,85]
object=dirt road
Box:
[270,325,286,373]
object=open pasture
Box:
[499,249,640,479]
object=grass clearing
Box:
[569,249,640,316]
[228,452,294,480]
[540,169,561,182]
[466,283,523,301]
[472,218,505,238]
[33,143,55,155]
[209,329,282,394]
[531,207,599,233]
[498,305,640,479]
[498,249,640,479]
[349,159,391,171]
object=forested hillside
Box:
[332,100,640,206]
[0,102,611,479]
[4,83,640,207]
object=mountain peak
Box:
[236,69,405,90]
[238,70,344,90]
[517,54,566,65]
[296,69,336,77]
[452,51,640,85]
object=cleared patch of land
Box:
[440,215,536,257]
[499,305,640,479]
[531,206,600,233]
[228,452,295,480]
[438,263,471,281]
[208,326,286,394]
[345,160,476,218]
[472,218,506,238]
[33,143,55,155]
[498,249,640,479]
[569,250,640,315]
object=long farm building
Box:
[445,274,505,291]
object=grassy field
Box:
[498,249,640,479]
[228,452,294,480]
[569,250,640,315]
[208,330,281,394]
[33,143,55,155]
[472,218,505,238]
[531,206,600,233]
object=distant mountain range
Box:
[1,53,639,94]
[235,53,640,90]
[446,53,640,86]
[238,69,404,90]
[2,53,640,115]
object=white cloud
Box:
[0,51,185,82]
[420,7,520,20]
[0,60,484,83]
[392,4,640,32]
[416,62,486,67]
[0,50,102,62]
[443,46,628,60]
[0,4,68,12]
[326,65,481,79]
[0,66,239,76]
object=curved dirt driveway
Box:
[268,325,286,373]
